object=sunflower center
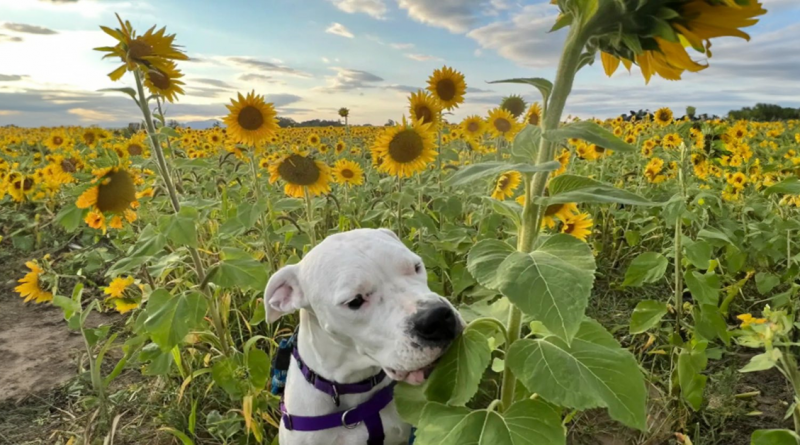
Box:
[148,70,171,90]
[97,169,137,213]
[127,143,143,156]
[544,203,564,216]
[61,159,77,172]
[84,132,96,145]
[502,98,526,118]
[528,113,540,126]
[494,118,512,133]
[127,38,154,61]
[237,106,265,131]
[436,79,456,102]
[415,105,433,124]
[467,121,480,133]
[388,129,424,163]
[53,136,63,145]
[498,176,510,190]
[23,178,34,191]
[277,154,321,186]
[341,169,354,179]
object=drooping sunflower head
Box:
[491,171,521,201]
[332,159,364,187]
[223,91,279,146]
[525,103,543,126]
[500,95,527,119]
[487,107,521,141]
[460,115,486,140]
[15,260,53,304]
[409,90,442,128]
[96,167,137,213]
[268,153,331,198]
[338,107,350,118]
[426,66,467,111]
[371,117,437,178]
[143,60,185,103]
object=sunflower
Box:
[562,212,593,242]
[500,95,527,119]
[654,107,673,126]
[15,261,53,304]
[335,140,346,155]
[223,91,279,146]
[95,13,189,81]
[427,66,466,110]
[122,133,148,157]
[103,276,140,313]
[44,130,70,151]
[81,128,99,147]
[525,103,543,126]
[332,159,364,187]
[491,171,521,200]
[553,149,570,176]
[105,276,134,299]
[409,90,442,129]
[542,202,579,229]
[85,209,106,231]
[268,153,331,198]
[143,61,185,103]
[308,133,321,147]
[338,107,350,118]
[76,167,137,214]
[487,108,521,142]
[371,117,437,178]
[728,171,747,190]
[460,116,485,140]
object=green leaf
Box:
[144,290,208,351]
[425,327,491,406]
[543,120,636,153]
[98,87,138,101]
[482,197,522,229]
[107,224,167,276]
[741,350,781,373]
[756,272,780,295]
[470,235,595,343]
[751,429,800,445]
[694,304,731,346]
[549,11,573,32]
[684,240,712,270]
[395,381,429,426]
[247,349,270,389]
[445,161,560,188]
[685,271,720,306]
[489,77,553,106]
[622,252,668,287]
[510,124,541,163]
[212,355,247,400]
[207,248,268,292]
[159,427,195,445]
[625,230,641,247]
[55,203,86,233]
[53,295,81,321]
[544,175,656,206]
[507,319,647,430]
[159,206,198,248]
[630,300,668,334]
[764,178,800,196]
[415,399,565,445]
[678,342,707,411]
[159,126,181,138]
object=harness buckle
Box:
[341,408,361,429]
[332,385,341,406]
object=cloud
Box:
[265,94,303,107]
[316,67,384,93]
[0,33,24,42]
[0,74,24,81]
[228,57,312,78]
[405,53,441,61]
[192,78,234,89]
[68,107,115,122]
[467,4,564,68]
[185,87,230,98]
[466,86,493,93]
[328,0,387,19]
[396,0,487,33]
[3,22,58,35]
[238,73,287,85]
[39,0,80,3]
[384,84,420,93]
[326,22,355,38]
[390,42,414,50]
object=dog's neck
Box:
[296,309,383,384]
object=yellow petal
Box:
[601,52,621,77]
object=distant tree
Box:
[167,119,181,128]
[278,117,298,128]
[212,121,222,128]
[728,103,800,121]
[686,106,697,120]
[385,119,395,127]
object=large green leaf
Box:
[469,235,595,343]
[425,327,492,406]
[684,240,712,270]
[55,203,86,233]
[107,224,167,276]
[159,206,198,248]
[544,175,655,206]
[678,341,708,411]
[445,161,560,188]
[510,124,541,162]
[684,270,720,306]
[395,381,430,426]
[622,252,668,287]
[144,290,208,351]
[751,429,800,445]
[507,319,647,430]
[630,300,668,334]
[207,248,268,292]
[543,120,636,153]
[488,77,553,106]
[764,178,800,196]
[415,399,565,445]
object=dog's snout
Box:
[411,304,459,345]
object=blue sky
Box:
[1,0,798,127]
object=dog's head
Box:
[264,228,464,385]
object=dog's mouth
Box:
[385,356,442,385]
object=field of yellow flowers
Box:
[4,2,800,445]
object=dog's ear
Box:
[264,264,305,323]
[377,228,400,241]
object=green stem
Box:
[304,188,317,246]
[397,175,403,238]
[248,150,275,272]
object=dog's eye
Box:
[414,263,423,273]
[346,294,365,310]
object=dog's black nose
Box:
[411,304,459,345]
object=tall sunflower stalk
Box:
[499,0,767,410]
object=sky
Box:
[0,0,799,128]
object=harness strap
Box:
[291,346,387,405]
[281,382,396,439]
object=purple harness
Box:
[280,345,394,445]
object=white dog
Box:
[264,228,464,445]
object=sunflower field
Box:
[3,2,800,445]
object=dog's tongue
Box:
[403,369,427,385]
